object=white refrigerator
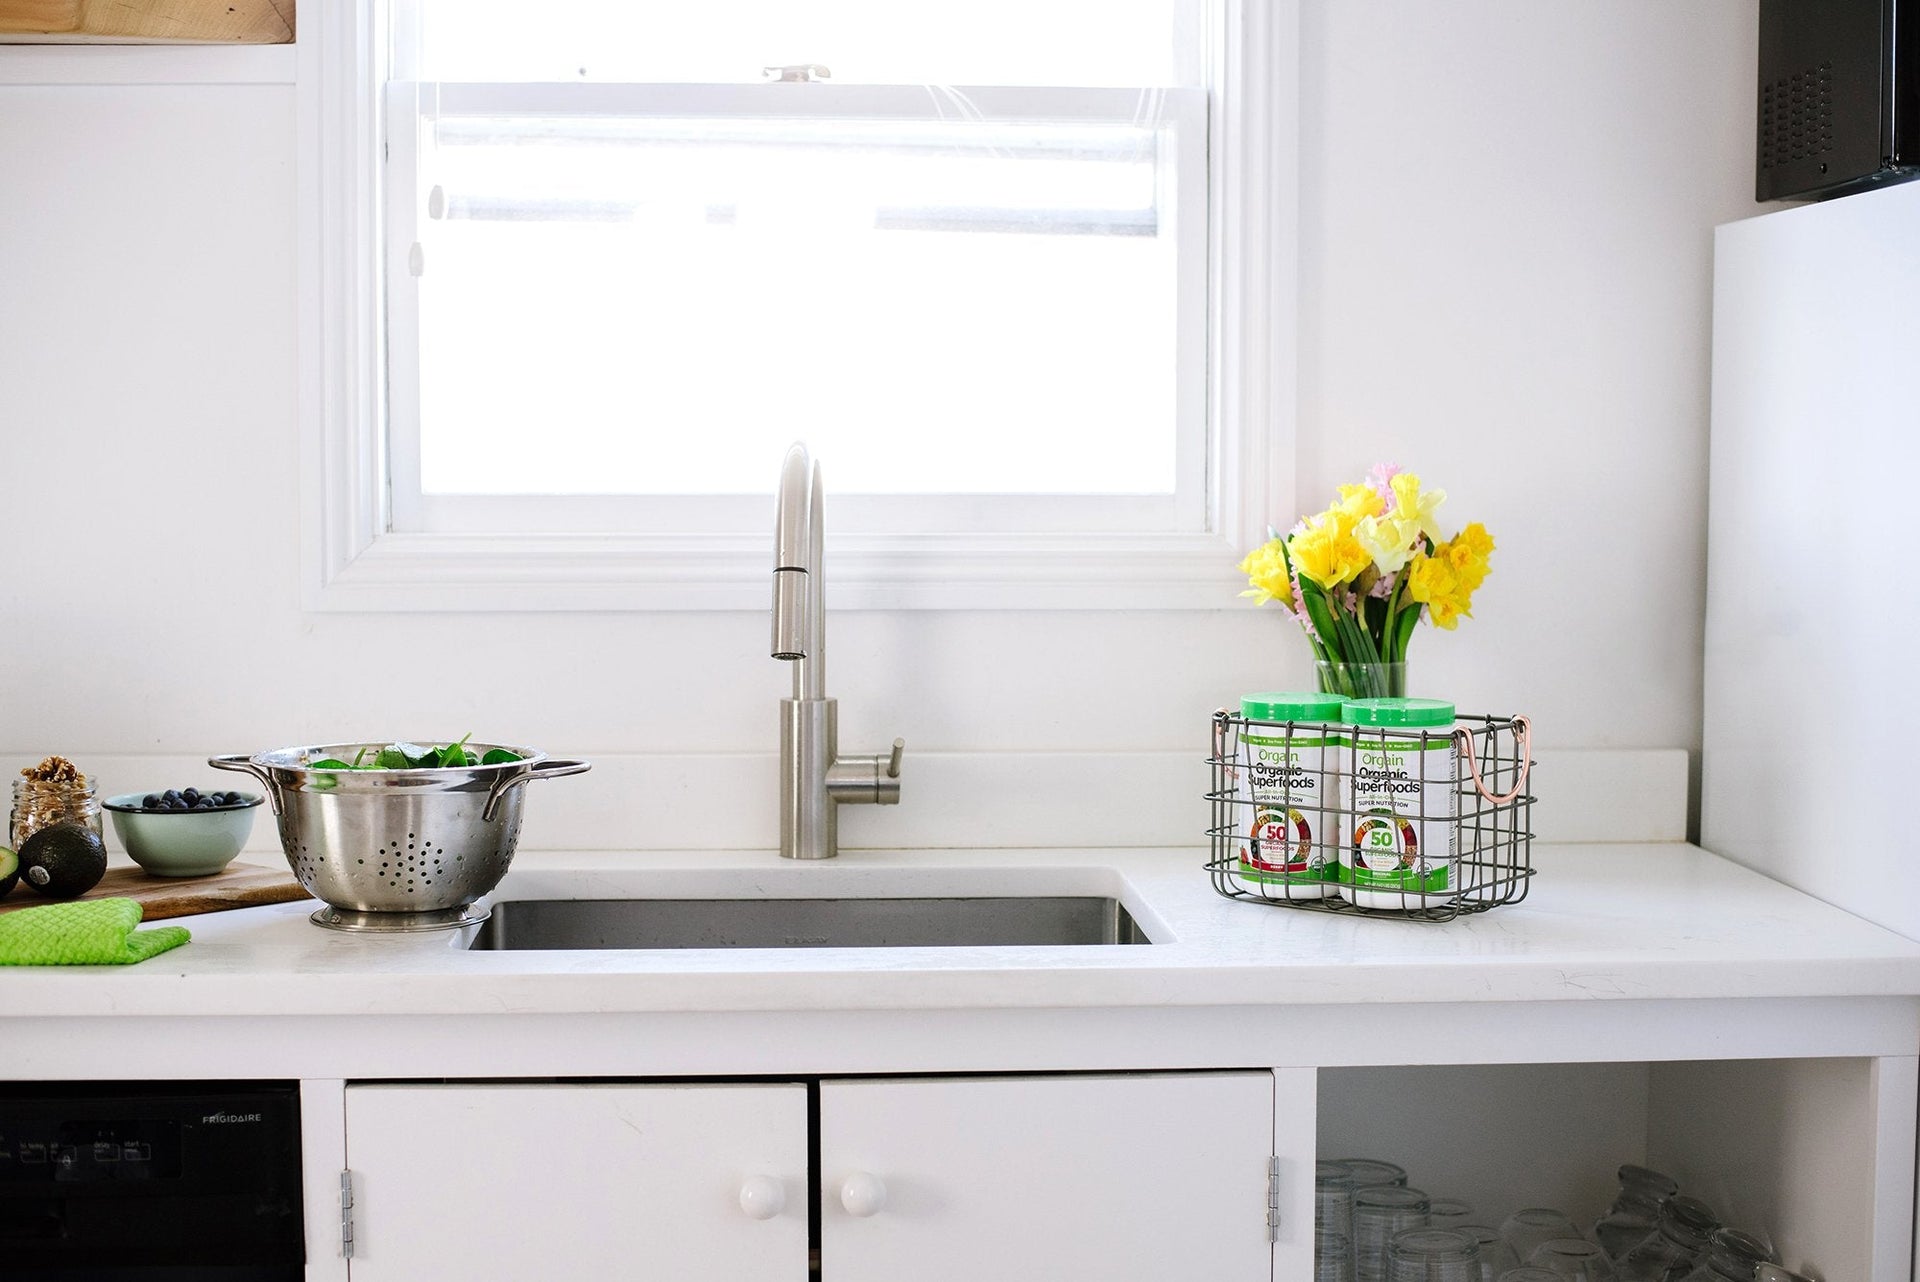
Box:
[1704,179,1920,943]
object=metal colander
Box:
[210,744,590,932]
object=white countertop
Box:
[5,844,1920,1020]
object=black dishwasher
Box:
[0,1081,303,1280]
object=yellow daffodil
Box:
[1389,472,1448,545]
[1441,522,1494,593]
[1405,552,1466,630]
[1406,523,1494,630]
[1336,483,1386,522]
[1238,538,1295,608]
[1454,521,1494,560]
[1240,464,1492,672]
[1427,595,1465,629]
[1355,513,1419,576]
[1288,513,1371,589]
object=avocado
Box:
[0,845,17,898]
[17,824,107,900]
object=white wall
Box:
[0,3,1756,842]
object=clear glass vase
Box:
[1316,660,1407,700]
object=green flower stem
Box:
[1382,571,1409,663]
[1328,596,1389,698]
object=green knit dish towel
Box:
[0,898,190,965]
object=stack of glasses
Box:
[1312,1158,1814,1282]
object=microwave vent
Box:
[1759,62,1835,170]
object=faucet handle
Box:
[826,739,904,808]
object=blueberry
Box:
[182,788,200,803]
[142,793,160,809]
[163,789,181,804]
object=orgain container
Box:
[1235,691,1346,899]
[1341,697,1459,911]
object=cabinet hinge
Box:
[1266,1155,1281,1243]
[340,1169,356,1259]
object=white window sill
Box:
[0,43,295,85]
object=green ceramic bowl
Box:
[104,792,263,877]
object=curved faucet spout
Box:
[771,442,824,699]
[768,441,902,858]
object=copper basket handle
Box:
[1454,716,1532,806]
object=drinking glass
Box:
[1337,1158,1411,1190]
[1615,1195,1718,1282]
[1387,1227,1479,1282]
[1527,1238,1618,1280]
[1591,1165,1679,1260]
[1317,1161,1359,1241]
[1676,1227,1777,1281]
[1500,1209,1582,1264]
[1315,1227,1351,1282]
[1353,1185,1432,1282]
[1458,1224,1520,1281]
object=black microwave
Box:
[1758,0,1920,200]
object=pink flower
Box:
[1367,462,1402,509]
[1289,563,1323,644]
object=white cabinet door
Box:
[343,1082,808,1282]
[821,1072,1274,1282]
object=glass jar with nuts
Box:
[10,755,102,850]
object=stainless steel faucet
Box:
[772,442,904,859]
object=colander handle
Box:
[208,753,284,816]
[482,758,592,821]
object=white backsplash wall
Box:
[0,3,1756,843]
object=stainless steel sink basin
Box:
[467,896,1153,950]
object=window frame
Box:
[385,81,1209,539]
[299,0,1299,611]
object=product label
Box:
[1236,729,1339,882]
[1344,732,1457,898]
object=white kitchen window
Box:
[301,1,1297,609]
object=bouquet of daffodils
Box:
[1239,464,1493,699]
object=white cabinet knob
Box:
[839,1171,887,1217]
[739,1175,786,1220]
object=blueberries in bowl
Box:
[139,788,250,812]
[104,789,263,877]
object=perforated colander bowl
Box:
[210,744,590,932]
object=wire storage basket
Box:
[1206,710,1535,921]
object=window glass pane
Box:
[414,111,1183,496]
[413,0,1197,88]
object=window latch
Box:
[763,64,831,83]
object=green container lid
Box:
[1343,697,1456,728]
[1241,691,1348,721]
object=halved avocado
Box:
[0,845,17,898]
[18,824,107,900]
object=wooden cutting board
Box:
[0,0,293,42]
[0,862,310,919]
